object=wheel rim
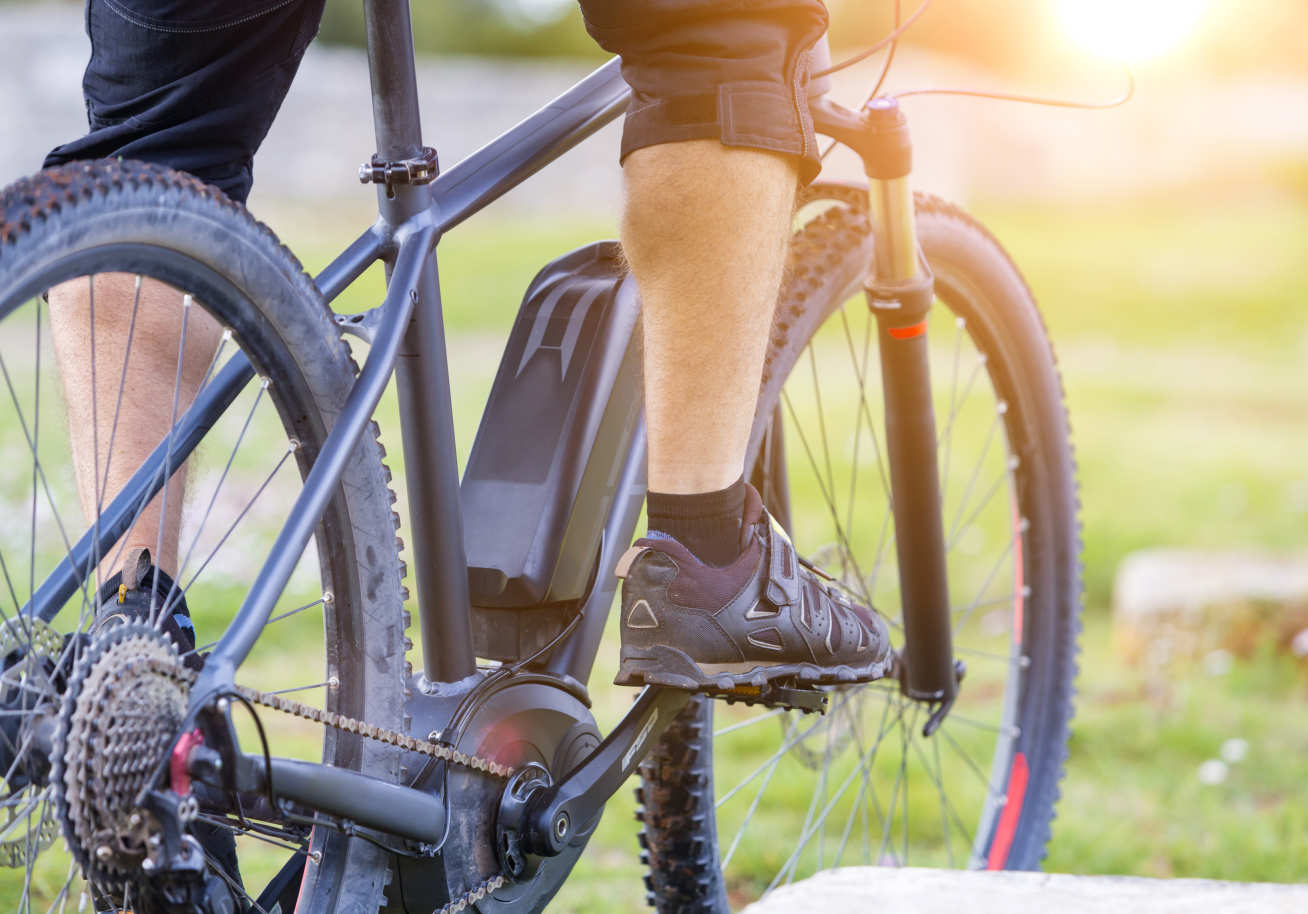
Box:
[0,260,377,913]
[710,218,1035,903]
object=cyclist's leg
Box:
[583,2,891,686]
[583,1,826,509]
[44,0,326,580]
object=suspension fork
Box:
[813,97,958,720]
[864,100,957,717]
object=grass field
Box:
[0,184,1304,910]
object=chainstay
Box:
[110,668,514,908]
[232,684,514,778]
[233,684,512,913]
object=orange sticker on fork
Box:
[887,320,927,339]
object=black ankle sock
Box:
[647,477,747,566]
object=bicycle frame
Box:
[21,0,961,863]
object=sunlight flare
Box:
[1056,0,1212,62]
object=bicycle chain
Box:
[233,684,512,914]
[234,684,514,778]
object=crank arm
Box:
[519,686,691,857]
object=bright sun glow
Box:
[1056,0,1211,62]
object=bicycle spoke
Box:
[938,349,986,459]
[838,305,893,508]
[831,693,900,867]
[263,681,329,696]
[946,407,1001,542]
[954,642,1026,668]
[29,295,41,610]
[872,705,910,865]
[940,727,1004,795]
[771,701,909,888]
[781,390,875,606]
[150,293,194,627]
[807,346,838,509]
[0,349,96,628]
[715,690,859,810]
[837,311,868,550]
[938,315,964,489]
[713,706,786,738]
[266,595,329,628]
[951,595,1015,621]
[93,277,144,534]
[952,533,1016,632]
[168,444,297,617]
[907,729,972,868]
[947,459,1016,552]
[159,378,270,618]
[719,736,785,870]
[200,845,270,914]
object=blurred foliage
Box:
[5,0,1307,74]
[319,0,603,60]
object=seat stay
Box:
[191,223,436,702]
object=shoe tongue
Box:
[740,483,765,550]
[122,547,153,592]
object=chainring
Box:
[393,673,600,913]
[52,623,192,892]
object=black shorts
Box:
[45,0,827,204]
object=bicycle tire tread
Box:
[0,158,409,914]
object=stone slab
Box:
[741,867,1308,914]
[1112,548,1308,665]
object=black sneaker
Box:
[94,547,200,670]
[615,485,892,692]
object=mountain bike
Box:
[0,1,1081,911]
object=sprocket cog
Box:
[52,623,192,893]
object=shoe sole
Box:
[614,643,892,693]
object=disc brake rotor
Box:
[0,617,64,867]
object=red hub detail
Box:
[170,729,205,796]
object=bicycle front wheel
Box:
[0,160,407,913]
[636,184,1082,909]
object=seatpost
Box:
[362,0,477,683]
[860,99,957,717]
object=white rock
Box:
[1197,759,1229,785]
[1220,738,1249,764]
[1113,549,1308,665]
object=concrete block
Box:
[741,867,1308,914]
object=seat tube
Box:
[861,99,956,707]
[363,0,476,683]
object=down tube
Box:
[193,225,435,696]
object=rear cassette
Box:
[52,623,192,894]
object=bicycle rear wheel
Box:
[636,184,1082,909]
[0,160,407,913]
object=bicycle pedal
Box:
[709,681,828,715]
